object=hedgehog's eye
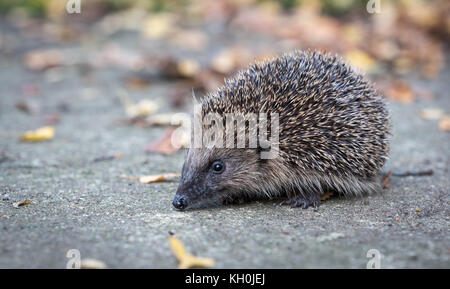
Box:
[211,161,225,174]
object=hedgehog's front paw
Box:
[283,194,321,209]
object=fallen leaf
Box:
[211,49,237,74]
[142,13,173,39]
[415,208,422,212]
[21,126,55,142]
[169,236,215,269]
[13,200,31,208]
[137,113,190,127]
[210,47,250,75]
[341,24,364,46]
[320,191,334,201]
[438,115,450,131]
[386,80,415,104]
[139,173,180,184]
[93,153,124,163]
[15,100,35,115]
[418,108,444,120]
[24,49,63,71]
[344,50,376,72]
[125,77,151,90]
[177,59,201,78]
[381,171,392,189]
[145,127,180,155]
[117,89,159,118]
[80,259,107,269]
[119,174,139,181]
[126,99,159,118]
[193,69,224,92]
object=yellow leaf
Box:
[13,200,32,208]
[169,236,215,269]
[21,126,55,142]
[177,59,201,78]
[142,14,173,39]
[344,50,376,72]
[126,99,159,118]
[139,173,180,184]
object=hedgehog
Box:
[172,50,390,211]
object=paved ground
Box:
[0,27,449,269]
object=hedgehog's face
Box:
[173,148,260,210]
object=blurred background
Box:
[1,0,449,147]
[0,0,449,269]
[1,0,449,106]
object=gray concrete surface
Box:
[0,30,449,269]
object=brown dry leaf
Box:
[139,173,180,184]
[320,191,334,201]
[145,127,180,155]
[169,236,215,269]
[125,77,151,90]
[13,200,31,208]
[418,109,445,120]
[21,126,55,142]
[16,100,36,115]
[93,153,124,163]
[193,69,224,92]
[386,80,415,104]
[381,171,392,189]
[24,49,63,71]
[438,116,450,132]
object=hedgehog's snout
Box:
[172,194,188,210]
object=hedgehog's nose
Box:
[173,194,188,210]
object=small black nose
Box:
[173,195,188,210]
